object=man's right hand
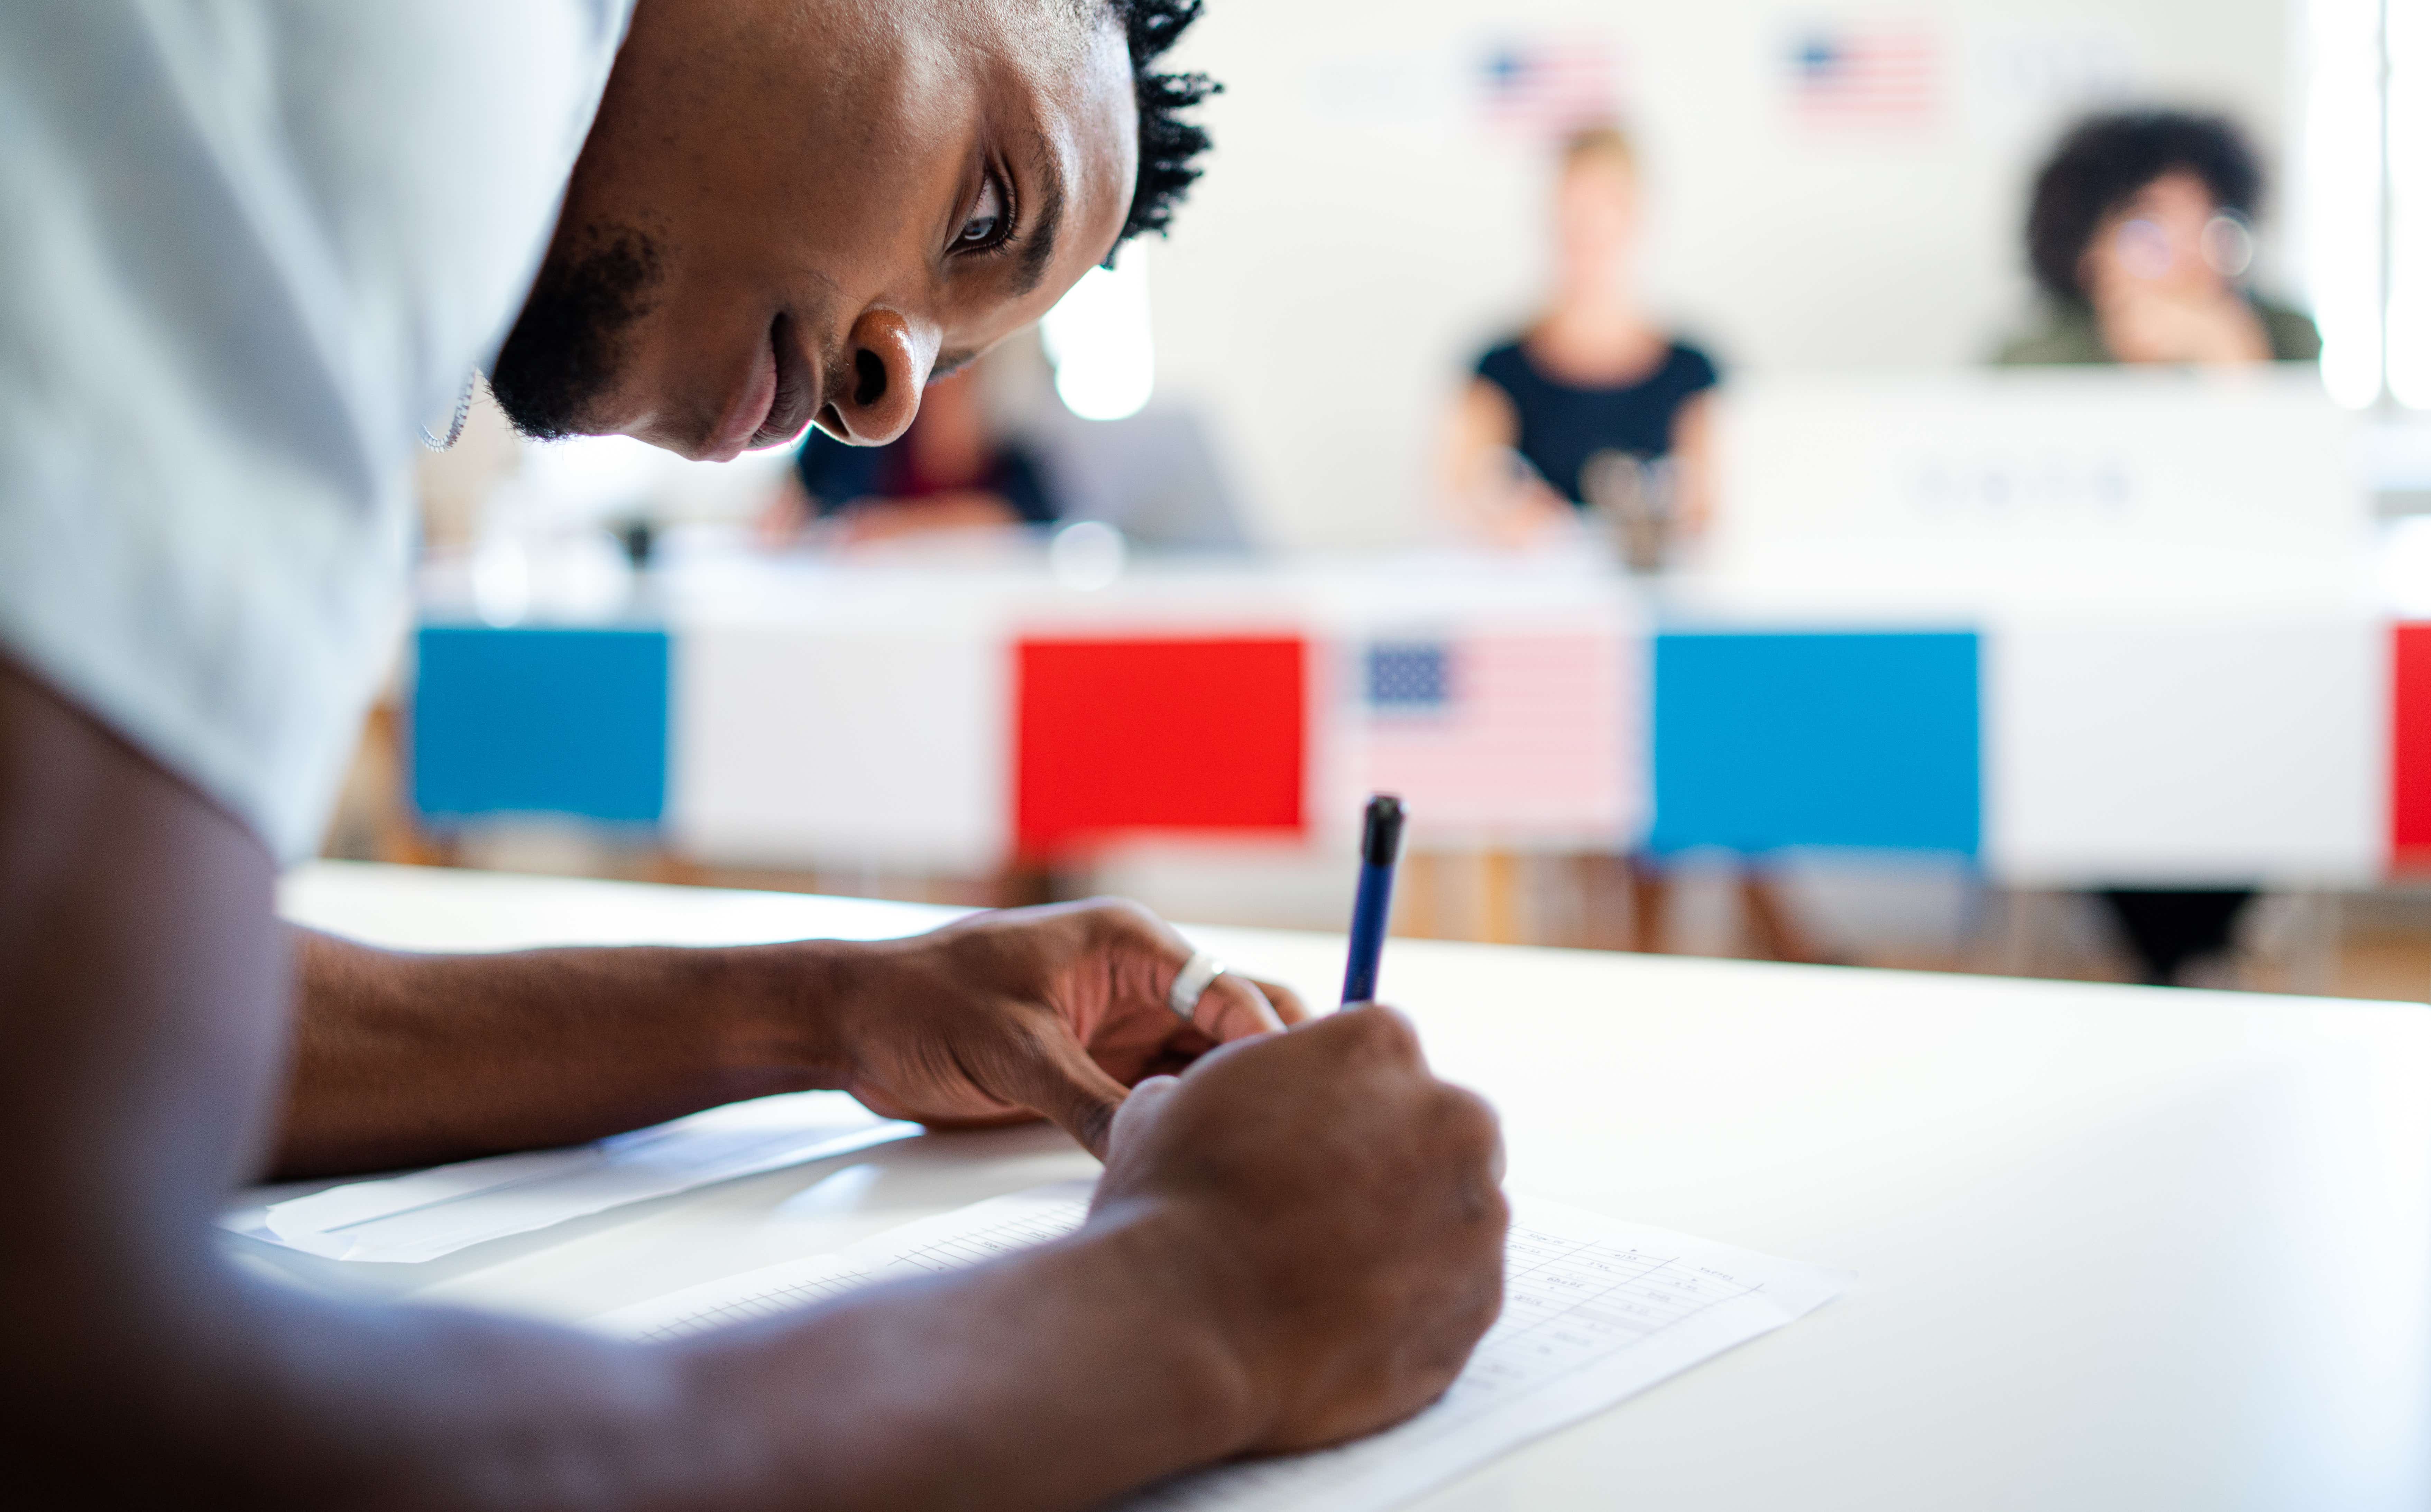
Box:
[1090,1004,1508,1456]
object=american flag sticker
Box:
[1787,21,1943,132]
[1366,643,1452,711]
[1353,632,1632,842]
[1476,34,1624,142]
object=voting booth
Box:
[408,515,2420,897]
[1702,370,2389,886]
[397,368,2423,898]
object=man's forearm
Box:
[671,1204,1256,1509]
[384,1214,1253,1512]
[36,1189,1252,1512]
[1,658,1257,1512]
[277,929,847,1177]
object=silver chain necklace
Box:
[419,371,478,451]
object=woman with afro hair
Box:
[1995,110,2319,368]
[1995,110,2320,987]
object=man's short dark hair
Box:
[1107,0,1219,248]
[2024,110,2264,305]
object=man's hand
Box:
[278,896,1297,1178]
[827,899,1308,1156]
[1090,1006,1509,1455]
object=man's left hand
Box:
[822,899,1308,1157]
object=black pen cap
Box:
[1361,794,1405,866]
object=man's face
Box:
[492,0,1138,461]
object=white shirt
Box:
[0,0,634,859]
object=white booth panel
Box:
[670,622,1010,873]
[1709,370,2370,614]
[1983,611,2386,885]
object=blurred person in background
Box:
[1440,125,1813,962]
[765,358,1062,547]
[1995,110,2320,986]
[1996,111,2319,369]
[1442,127,1721,560]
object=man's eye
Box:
[955,175,1007,251]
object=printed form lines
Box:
[888,1211,1086,1274]
[633,1270,869,1341]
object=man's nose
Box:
[825,308,936,446]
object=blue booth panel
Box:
[1651,630,1980,856]
[413,625,669,825]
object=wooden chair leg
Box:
[1398,853,1442,940]
[1481,850,1522,945]
[1739,873,1826,964]
[1627,857,1670,954]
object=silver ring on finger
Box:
[1167,949,1227,1023]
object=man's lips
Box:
[752,313,817,449]
[703,314,817,461]
[702,333,775,461]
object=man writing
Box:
[0,2,1508,1506]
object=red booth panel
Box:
[1016,637,1306,856]
[2395,624,2431,870]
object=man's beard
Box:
[488,224,664,441]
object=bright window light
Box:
[1040,247,1154,421]
[2390,0,2431,407]
[2301,0,2388,408]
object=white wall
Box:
[1151,0,2296,548]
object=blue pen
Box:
[1340,794,1405,1005]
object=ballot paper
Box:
[238,1092,917,1263]
[596,1182,1848,1512]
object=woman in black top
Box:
[1439,128,1814,962]
[1445,127,1721,555]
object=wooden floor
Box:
[2201,930,2428,1001]
[1861,930,2431,1002]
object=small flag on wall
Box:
[1477,34,1624,141]
[1786,20,1942,132]
[1353,632,1631,841]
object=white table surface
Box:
[250,861,2431,1510]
